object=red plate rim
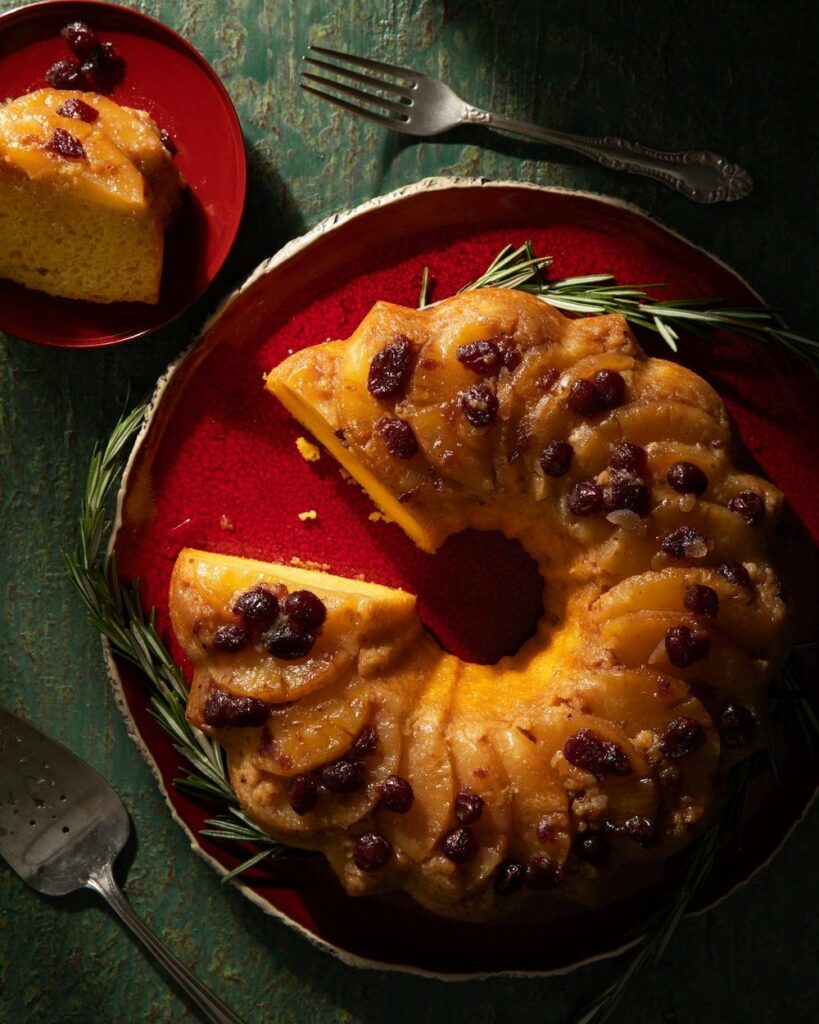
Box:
[103,177,819,978]
[0,0,247,347]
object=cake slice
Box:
[169,548,422,708]
[0,89,184,303]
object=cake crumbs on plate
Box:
[289,555,330,572]
[298,509,318,521]
[296,436,321,462]
[368,510,394,524]
[219,514,235,531]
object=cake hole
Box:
[413,530,544,665]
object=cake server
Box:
[301,45,752,203]
[0,705,244,1024]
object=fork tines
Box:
[300,45,416,126]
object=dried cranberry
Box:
[526,854,562,889]
[367,336,414,398]
[81,42,125,91]
[61,21,99,59]
[665,626,710,667]
[574,831,610,867]
[508,420,532,464]
[159,127,177,154]
[667,461,708,495]
[568,478,603,516]
[563,729,632,776]
[604,477,650,516]
[500,344,522,371]
[45,58,85,89]
[234,586,279,629]
[263,623,314,660]
[608,442,647,476]
[660,716,707,758]
[459,383,498,427]
[536,818,555,844]
[537,368,559,392]
[441,827,478,863]
[45,128,86,160]
[592,369,626,410]
[454,790,484,825]
[539,439,574,478]
[374,416,419,459]
[660,526,707,559]
[717,703,757,748]
[287,774,318,815]
[284,590,327,630]
[380,775,414,813]
[619,816,658,846]
[494,860,526,894]
[716,560,752,588]
[98,41,123,68]
[56,98,99,123]
[354,832,392,871]
[212,624,251,653]
[456,340,502,375]
[203,689,270,728]
[567,378,604,417]
[727,490,765,526]
[684,584,719,618]
[351,725,378,758]
[318,758,366,793]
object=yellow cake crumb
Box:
[219,514,234,531]
[367,511,394,524]
[298,509,318,521]
[289,555,331,572]
[296,437,321,462]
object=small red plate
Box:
[109,179,819,976]
[0,0,246,347]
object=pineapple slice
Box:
[249,676,372,777]
[611,401,729,447]
[445,719,512,893]
[170,548,420,703]
[491,723,573,865]
[593,567,785,655]
[382,656,459,863]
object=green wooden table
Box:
[1,1,817,1020]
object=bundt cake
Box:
[169,288,787,917]
[0,89,183,303]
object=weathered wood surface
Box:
[1,1,818,1020]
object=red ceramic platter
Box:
[0,0,246,347]
[109,179,819,976]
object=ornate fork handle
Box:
[463,105,753,204]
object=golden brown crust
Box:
[170,289,788,918]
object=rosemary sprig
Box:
[456,242,819,374]
[65,403,302,881]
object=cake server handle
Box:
[86,861,245,1024]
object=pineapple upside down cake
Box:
[169,288,787,918]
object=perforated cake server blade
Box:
[0,705,244,1024]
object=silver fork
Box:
[301,46,752,204]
